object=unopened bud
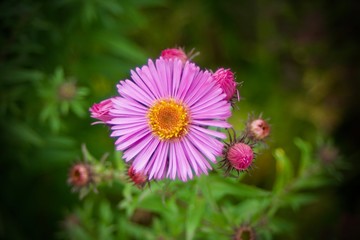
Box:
[212,68,238,102]
[227,143,254,171]
[161,48,188,64]
[68,163,93,189]
[89,98,114,124]
[248,118,270,141]
[220,131,255,176]
[128,165,148,189]
[233,225,256,240]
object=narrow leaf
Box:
[273,148,294,194]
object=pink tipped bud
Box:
[233,225,256,240]
[248,118,270,141]
[68,163,92,188]
[220,131,256,176]
[161,48,188,64]
[227,143,254,171]
[212,68,238,102]
[128,165,148,189]
[89,98,114,124]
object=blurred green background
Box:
[1,0,360,239]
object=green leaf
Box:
[39,103,56,122]
[83,1,97,24]
[81,144,97,162]
[70,101,86,117]
[98,224,114,240]
[292,176,330,190]
[210,176,271,200]
[294,138,313,177]
[60,101,70,115]
[283,193,317,210]
[9,121,43,146]
[267,216,295,236]
[137,192,169,215]
[77,87,90,97]
[50,116,61,133]
[99,200,113,224]
[223,198,271,224]
[68,225,93,240]
[96,33,147,63]
[272,148,294,194]
[185,195,205,240]
[99,0,124,15]
[1,67,44,84]
[52,67,65,85]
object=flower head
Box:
[127,165,149,189]
[212,68,239,102]
[220,131,255,176]
[108,58,232,181]
[89,98,114,124]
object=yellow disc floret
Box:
[147,99,189,140]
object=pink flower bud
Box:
[128,165,148,189]
[227,143,254,171]
[68,163,92,188]
[248,118,270,141]
[212,68,238,102]
[161,48,188,64]
[89,98,114,124]
[233,225,256,240]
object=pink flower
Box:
[89,98,114,124]
[160,48,188,64]
[212,68,239,102]
[108,58,232,181]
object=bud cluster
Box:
[220,114,271,176]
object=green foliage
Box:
[62,139,337,239]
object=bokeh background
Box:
[1,0,360,239]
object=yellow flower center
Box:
[147,99,189,140]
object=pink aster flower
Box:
[212,68,239,102]
[108,58,232,181]
[89,98,114,124]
